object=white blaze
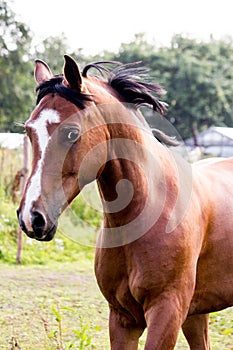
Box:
[22,109,60,230]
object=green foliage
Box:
[0,147,98,265]
[71,315,99,349]
[2,0,233,139]
[0,0,30,55]
[0,195,95,265]
[0,185,96,265]
[210,311,233,337]
[98,33,233,141]
[2,3,233,138]
[71,195,102,229]
[0,0,34,132]
[0,199,19,262]
[113,32,156,63]
[34,34,70,73]
[0,147,23,199]
[44,303,98,349]
[0,190,98,265]
[161,35,233,139]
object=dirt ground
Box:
[0,263,109,349]
[0,263,232,349]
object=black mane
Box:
[35,61,175,146]
[36,61,168,115]
[36,75,92,108]
[83,61,168,115]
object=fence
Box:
[0,135,30,263]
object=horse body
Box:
[190,159,233,313]
[96,155,233,349]
[17,56,233,349]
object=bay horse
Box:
[17,55,233,349]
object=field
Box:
[0,219,233,350]
[0,148,233,349]
[0,260,233,350]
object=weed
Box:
[41,302,98,349]
[9,337,21,350]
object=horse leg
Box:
[182,314,210,350]
[109,307,144,350]
[144,297,185,350]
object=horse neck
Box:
[96,107,171,228]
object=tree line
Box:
[1,1,233,141]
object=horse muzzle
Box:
[17,208,57,241]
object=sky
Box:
[12,0,233,55]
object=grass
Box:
[0,201,232,349]
[0,262,232,350]
[0,148,232,349]
[0,262,108,350]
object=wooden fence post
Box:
[16,135,30,264]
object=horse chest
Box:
[95,248,130,300]
[95,249,146,326]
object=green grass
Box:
[0,263,108,350]
[0,197,232,349]
[0,198,96,265]
[0,149,232,349]
[0,263,232,350]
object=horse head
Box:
[17,55,167,241]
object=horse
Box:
[17,55,233,349]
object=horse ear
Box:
[63,54,83,91]
[34,59,53,84]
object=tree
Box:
[1,14,233,141]
[34,34,69,73]
[163,35,233,141]
[0,0,34,132]
[102,33,233,141]
[34,34,90,74]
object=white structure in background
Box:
[0,133,24,149]
[185,126,233,158]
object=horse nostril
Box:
[31,211,46,237]
[17,208,28,234]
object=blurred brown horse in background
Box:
[17,55,233,349]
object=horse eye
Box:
[62,128,80,143]
[67,130,79,142]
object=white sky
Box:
[12,0,233,55]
